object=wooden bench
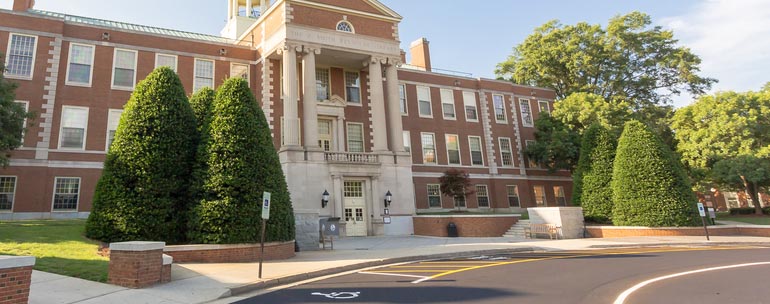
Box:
[525,223,560,239]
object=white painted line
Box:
[411,276,433,284]
[614,261,770,304]
[359,271,429,279]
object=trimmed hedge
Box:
[187,78,295,243]
[189,88,216,206]
[611,120,699,227]
[573,124,616,223]
[85,67,197,243]
[729,207,770,215]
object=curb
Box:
[226,247,538,297]
[589,241,770,249]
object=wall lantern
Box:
[384,190,392,207]
[321,190,330,208]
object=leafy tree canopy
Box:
[0,53,34,167]
[524,113,581,172]
[711,155,770,213]
[439,169,473,209]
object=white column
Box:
[232,0,239,17]
[367,57,388,152]
[336,116,345,151]
[281,43,300,147]
[246,0,253,16]
[228,0,233,19]
[385,59,404,153]
[333,175,343,218]
[261,0,268,13]
[302,46,320,150]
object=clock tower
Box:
[221,0,272,39]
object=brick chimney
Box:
[13,0,35,11]
[409,38,431,72]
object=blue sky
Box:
[2,0,768,107]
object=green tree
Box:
[439,169,473,210]
[188,88,216,207]
[86,67,197,243]
[188,78,295,243]
[612,120,699,227]
[0,53,34,167]
[524,113,581,172]
[552,93,633,134]
[572,124,617,223]
[711,156,770,215]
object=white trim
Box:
[51,176,81,212]
[110,48,138,90]
[64,43,95,87]
[468,135,484,166]
[292,0,402,22]
[463,91,478,122]
[426,183,442,209]
[58,106,89,151]
[230,62,250,85]
[416,86,433,118]
[420,132,437,165]
[0,175,18,212]
[492,94,507,123]
[498,137,514,167]
[440,88,456,120]
[538,100,550,115]
[402,130,411,157]
[411,171,573,181]
[475,184,490,208]
[399,84,408,116]
[316,67,332,102]
[519,99,534,127]
[105,109,123,151]
[4,33,38,80]
[344,70,361,104]
[346,122,365,152]
[445,134,461,165]
[155,53,178,72]
[109,241,165,251]
[193,58,216,92]
[533,185,546,207]
[506,184,521,208]
[335,20,355,33]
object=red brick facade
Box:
[0,265,32,304]
[413,215,519,237]
[164,241,295,263]
[108,248,164,288]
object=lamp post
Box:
[321,190,329,208]
[384,190,392,207]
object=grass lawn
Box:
[716,213,770,225]
[0,220,108,282]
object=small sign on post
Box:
[259,192,271,278]
[697,203,710,241]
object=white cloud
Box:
[661,0,770,107]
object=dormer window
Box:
[336,21,354,33]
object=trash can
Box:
[447,222,458,237]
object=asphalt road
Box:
[233,246,770,304]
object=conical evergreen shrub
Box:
[573,123,616,223]
[189,88,215,206]
[86,67,197,242]
[188,78,295,243]
[611,120,699,226]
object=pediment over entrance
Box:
[295,0,402,20]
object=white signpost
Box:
[697,203,710,241]
[259,192,271,278]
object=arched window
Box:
[336,21,354,33]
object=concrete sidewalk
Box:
[29,235,770,304]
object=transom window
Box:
[417,86,432,117]
[507,185,520,207]
[0,176,17,211]
[399,84,407,115]
[336,21,354,33]
[476,185,490,208]
[427,184,442,208]
[499,137,514,167]
[66,43,95,85]
[421,133,436,164]
[469,136,483,166]
[194,58,215,92]
[347,123,364,152]
[345,71,361,103]
[520,99,533,127]
[493,94,506,122]
[463,91,478,122]
[112,49,137,89]
[5,33,37,78]
[59,106,89,150]
[53,177,80,211]
[316,68,330,101]
[343,181,363,197]
[440,89,456,119]
[446,134,461,165]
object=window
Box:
[231,63,249,82]
[427,184,441,208]
[15,101,28,144]
[475,185,490,208]
[493,94,506,122]
[5,34,37,79]
[421,133,436,164]
[343,181,363,197]
[316,68,330,101]
[66,43,94,86]
[347,123,364,152]
[520,99,533,127]
[468,136,483,166]
[336,21,354,33]
[538,100,550,115]
[499,137,514,167]
[318,119,333,151]
[525,140,539,168]
[53,177,80,211]
[112,49,137,89]
[554,186,566,206]
[345,71,360,103]
[440,89,455,119]
[403,131,411,154]
[463,91,478,122]
[417,86,432,117]
[59,106,89,150]
[155,54,177,72]
[0,176,16,211]
[507,185,520,207]
[399,84,407,115]
[194,58,215,92]
[533,186,546,207]
[446,134,461,165]
[454,195,466,208]
[106,109,123,151]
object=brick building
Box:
[0,0,571,246]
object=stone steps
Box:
[503,219,530,238]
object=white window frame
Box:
[336,20,355,33]
[519,99,534,127]
[507,185,520,208]
[51,177,81,212]
[230,62,250,84]
[0,176,17,212]
[4,33,37,80]
[420,132,437,165]
[315,67,331,102]
[65,43,95,87]
[155,53,178,72]
[402,130,411,156]
[468,135,484,166]
[440,88,456,120]
[538,100,551,115]
[344,70,361,104]
[105,109,123,151]
[554,186,566,206]
[194,58,215,92]
[417,86,433,118]
[346,122,365,153]
[498,137,514,167]
[445,134,461,165]
[463,91,478,122]
[493,94,507,123]
[15,101,29,145]
[427,183,442,209]
[58,106,89,150]
[111,48,138,90]
[475,184,490,208]
[399,84,408,115]
[533,185,546,207]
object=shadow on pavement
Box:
[233,286,523,303]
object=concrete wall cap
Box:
[0,255,35,268]
[164,241,295,252]
[162,254,173,265]
[413,214,521,218]
[109,241,165,251]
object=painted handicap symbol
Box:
[311,291,361,299]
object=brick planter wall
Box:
[413,215,519,237]
[586,225,770,238]
[163,241,295,263]
[0,256,35,304]
[108,242,166,289]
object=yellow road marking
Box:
[391,265,475,268]
[369,270,449,273]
